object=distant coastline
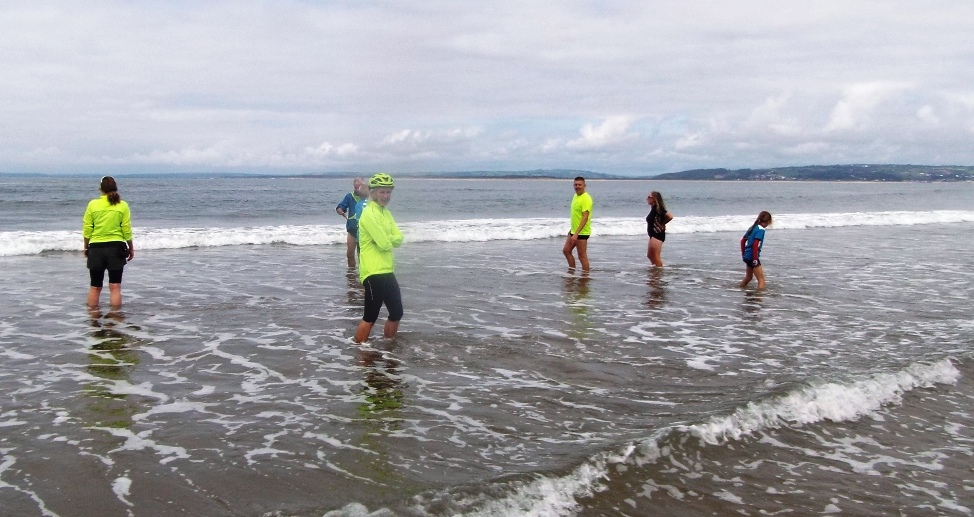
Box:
[3,164,973,181]
[649,164,974,182]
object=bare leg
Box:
[753,265,766,289]
[108,283,122,309]
[562,236,576,269]
[576,239,590,272]
[383,320,399,338]
[355,320,375,343]
[740,266,754,288]
[87,286,102,308]
[346,234,357,268]
[648,238,664,267]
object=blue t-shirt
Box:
[743,226,766,261]
[336,192,363,232]
[351,198,369,237]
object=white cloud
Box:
[825,82,913,132]
[381,128,481,147]
[916,106,939,125]
[2,2,974,174]
[567,116,637,149]
[307,142,359,158]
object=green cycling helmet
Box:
[369,173,395,188]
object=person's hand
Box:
[128,249,135,262]
[83,248,88,257]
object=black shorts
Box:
[363,273,403,324]
[743,258,761,268]
[649,231,666,242]
[568,232,590,240]
[87,242,127,287]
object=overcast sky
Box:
[3,1,973,175]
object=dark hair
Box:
[649,191,667,216]
[745,210,773,237]
[574,176,585,182]
[100,176,121,205]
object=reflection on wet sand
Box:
[84,309,141,429]
[646,266,666,310]
[564,271,591,340]
[326,342,412,490]
[741,289,766,320]
[356,343,406,416]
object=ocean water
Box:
[1,176,973,517]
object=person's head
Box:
[646,190,663,206]
[573,176,586,195]
[647,191,666,209]
[352,177,369,197]
[368,173,395,207]
[100,176,121,205]
[756,210,773,228]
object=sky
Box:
[2,1,974,176]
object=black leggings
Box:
[362,273,403,323]
[90,268,123,288]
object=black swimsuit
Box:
[647,207,666,242]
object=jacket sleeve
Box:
[389,215,403,248]
[82,202,94,238]
[120,202,133,241]
[365,209,402,251]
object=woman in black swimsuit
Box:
[646,191,673,267]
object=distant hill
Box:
[406,169,623,180]
[653,164,974,182]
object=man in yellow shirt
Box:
[563,176,592,272]
[354,173,404,343]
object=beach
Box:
[1,177,973,516]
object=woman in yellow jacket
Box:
[354,173,404,343]
[82,176,134,309]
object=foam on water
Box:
[4,210,974,256]
[1,198,971,515]
[395,358,965,517]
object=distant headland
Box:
[649,164,974,182]
[407,164,973,181]
[402,164,974,181]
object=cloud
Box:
[825,82,913,132]
[567,116,637,149]
[916,106,939,125]
[381,127,481,147]
[306,142,359,158]
[3,2,974,174]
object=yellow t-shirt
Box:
[570,192,593,236]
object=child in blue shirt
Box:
[740,211,773,289]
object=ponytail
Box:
[100,176,121,205]
[746,211,773,236]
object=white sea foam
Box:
[3,210,973,256]
[683,358,960,445]
[426,359,961,517]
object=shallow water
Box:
[1,178,973,516]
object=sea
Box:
[1,175,972,517]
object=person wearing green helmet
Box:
[354,173,404,342]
